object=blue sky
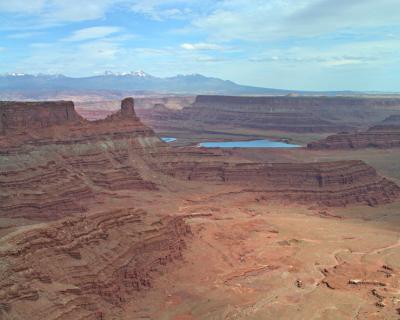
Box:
[0,0,399,91]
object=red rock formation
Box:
[1,97,399,221]
[1,97,400,320]
[0,101,83,134]
[307,125,400,150]
[160,160,400,206]
[382,114,400,124]
[137,95,400,133]
[194,95,400,110]
[0,98,162,219]
[0,208,192,320]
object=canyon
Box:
[1,97,400,319]
[308,116,400,150]
[135,95,400,134]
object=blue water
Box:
[199,139,300,148]
[161,137,177,143]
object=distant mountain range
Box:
[0,71,290,95]
[0,71,397,98]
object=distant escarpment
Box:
[0,208,192,320]
[137,95,400,133]
[0,98,162,219]
[308,122,400,150]
[160,160,400,207]
[382,114,400,124]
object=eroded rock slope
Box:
[137,95,400,133]
[0,208,191,320]
[308,120,400,150]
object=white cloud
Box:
[0,0,46,14]
[63,26,122,42]
[195,56,223,62]
[14,38,125,75]
[192,0,400,41]
[7,31,45,39]
[289,0,400,32]
[0,0,123,28]
[192,0,306,41]
[248,38,400,70]
[181,43,224,50]
[129,0,207,21]
[42,0,117,23]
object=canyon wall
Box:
[308,123,400,150]
[1,98,400,221]
[160,160,400,207]
[0,98,162,219]
[0,208,192,320]
[137,95,400,133]
[193,95,400,110]
[382,114,400,124]
[0,101,82,134]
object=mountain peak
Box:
[132,70,149,77]
[0,72,67,78]
[0,71,289,95]
[102,70,152,77]
[4,72,27,77]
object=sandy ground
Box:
[123,193,400,319]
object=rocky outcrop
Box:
[137,95,400,133]
[0,98,162,219]
[194,95,400,110]
[382,114,400,124]
[0,208,192,320]
[160,160,400,206]
[0,101,83,134]
[136,104,186,131]
[307,124,400,150]
[75,96,194,121]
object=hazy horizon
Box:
[1,0,400,91]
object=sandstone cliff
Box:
[382,114,400,124]
[137,95,400,134]
[0,98,162,219]
[0,208,191,320]
[307,123,400,150]
[159,160,400,207]
[0,101,83,134]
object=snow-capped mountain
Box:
[0,71,289,95]
[0,71,392,96]
[5,73,27,77]
[102,70,152,77]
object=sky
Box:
[0,0,399,91]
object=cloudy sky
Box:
[0,0,399,91]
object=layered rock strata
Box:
[160,160,400,206]
[307,125,400,149]
[0,208,192,320]
[137,95,400,133]
[1,97,400,221]
[0,98,161,219]
[382,114,400,124]
[0,101,82,134]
